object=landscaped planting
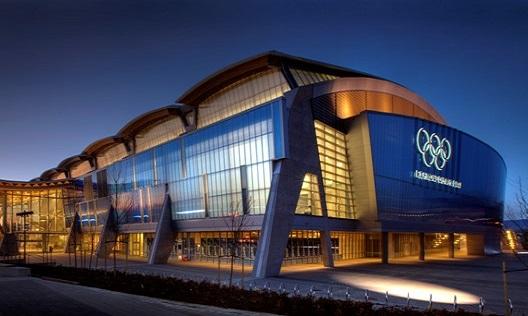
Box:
[29,264,485,316]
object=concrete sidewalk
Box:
[0,275,274,316]
[23,252,528,315]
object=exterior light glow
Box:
[330,273,480,304]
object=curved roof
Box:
[36,51,445,181]
[38,104,192,181]
[177,50,393,106]
[39,168,67,180]
[117,104,190,138]
[57,154,93,170]
[82,136,124,157]
[312,77,446,124]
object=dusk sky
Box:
[1,0,527,209]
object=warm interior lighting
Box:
[330,273,480,304]
[505,230,517,250]
[336,95,355,118]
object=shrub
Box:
[28,264,483,316]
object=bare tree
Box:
[506,179,528,250]
[222,199,251,287]
[63,183,83,267]
[106,161,135,271]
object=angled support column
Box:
[95,206,117,258]
[253,160,303,278]
[148,194,174,264]
[252,86,335,278]
[65,212,82,253]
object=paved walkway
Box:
[262,255,528,315]
[0,276,273,316]
[22,252,528,315]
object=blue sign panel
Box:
[367,112,505,224]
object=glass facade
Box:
[314,121,355,219]
[295,174,322,216]
[391,233,420,258]
[290,68,338,86]
[331,231,367,260]
[0,186,80,252]
[283,230,373,265]
[170,101,279,219]
[172,231,259,262]
[135,116,185,154]
[97,143,128,169]
[390,233,467,258]
[79,100,285,224]
[367,112,506,223]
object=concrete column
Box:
[148,194,174,264]
[381,231,389,264]
[253,160,301,278]
[419,232,425,261]
[319,230,334,268]
[448,233,455,258]
[65,212,82,253]
[95,206,117,258]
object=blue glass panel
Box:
[367,112,506,225]
[98,100,281,221]
[134,150,155,189]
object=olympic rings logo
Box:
[416,128,452,171]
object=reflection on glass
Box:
[295,173,322,216]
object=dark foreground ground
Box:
[0,276,273,316]
[19,252,528,315]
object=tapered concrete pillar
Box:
[381,231,389,264]
[148,194,174,264]
[419,232,425,261]
[320,230,334,268]
[96,206,117,258]
[448,233,455,258]
[253,87,329,278]
[65,212,82,253]
[253,160,301,278]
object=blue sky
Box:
[1,0,527,210]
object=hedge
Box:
[28,264,484,316]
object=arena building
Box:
[0,52,506,277]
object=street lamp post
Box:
[16,210,34,264]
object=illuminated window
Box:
[97,143,128,169]
[1,187,77,253]
[295,173,322,216]
[135,116,185,154]
[197,69,290,128]
[70,161,92,178]
[51,172,66,180]
[290,68,338,86]
[314,121,356,219]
